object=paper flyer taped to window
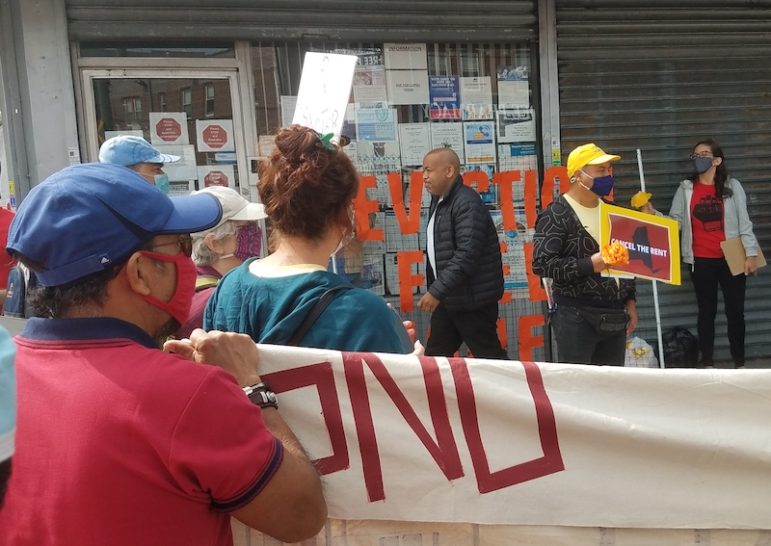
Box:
[464,164,499,206]
[464,121,496,164]
[149,112,189,146]
[497,64,530,108]
[353,65,387,105]
[398,123,432,166]
[356,107,398,142]
[155,144,197,181]
[385,69,429,105]
[196,119,235,152]
[460,76,493,120]
[197,164,235,189]
[258,135,276,158]
[383,43,428,70]
[355,141,401,174]
[429,122,465,164]
[498,143,538,172]
[496,108,536,143]
[429,76,461,120]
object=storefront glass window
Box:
[249,41,542,359]
[93,77,240,194]
[204,83,215,117]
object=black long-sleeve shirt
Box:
[532,195,635,309]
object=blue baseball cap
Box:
[7,163,223,287]
[99,135,180,166]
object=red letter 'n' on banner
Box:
[343,352,464,503]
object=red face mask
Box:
[138,251,197,324]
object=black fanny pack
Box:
[575,306,628,334]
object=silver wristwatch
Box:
[242,382,278,410]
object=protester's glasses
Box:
[689,153,713,160]
[146,234,193,257]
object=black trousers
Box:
[425,301,508,359]
[691,257,746,367]
[550,305,627,366]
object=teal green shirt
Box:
[204,261,412,354]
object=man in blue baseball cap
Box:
[0,163,326,545]
[99,135,180,190]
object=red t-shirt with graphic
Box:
[690,181,725,258]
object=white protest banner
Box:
[292,52,358,139]
[248,345,771,530]
[233,519,771,546]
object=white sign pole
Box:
[636,149,665,368]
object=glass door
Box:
[81,69,248,196]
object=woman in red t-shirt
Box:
[668,140,759,368]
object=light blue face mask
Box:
[154,173,170,194]
[0,328,17,464]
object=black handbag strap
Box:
[287,285,351,346]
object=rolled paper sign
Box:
[630,191,652,210]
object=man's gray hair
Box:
[191,221,238,266]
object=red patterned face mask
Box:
[233,223,262,262]
[137,251,197,324]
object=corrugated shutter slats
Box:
[66,1,536,42]
[556,1,771,363]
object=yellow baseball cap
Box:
[566,143,621,177]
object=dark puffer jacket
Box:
[426,176,504,310]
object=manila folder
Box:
[720,237,766,276]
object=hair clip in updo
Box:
[313,130,337,152]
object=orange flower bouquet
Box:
[601,241,630,266]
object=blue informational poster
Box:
[429,76,461,120]
[464,121,496,164]
[356,108,398,142]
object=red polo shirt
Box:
[0,317,283,546]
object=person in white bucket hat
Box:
[177,186,267,338]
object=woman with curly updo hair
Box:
[204,125,413,353]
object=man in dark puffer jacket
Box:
[417,148,507,359]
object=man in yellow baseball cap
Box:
[532,142,637,366]
[566,142,621,179]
